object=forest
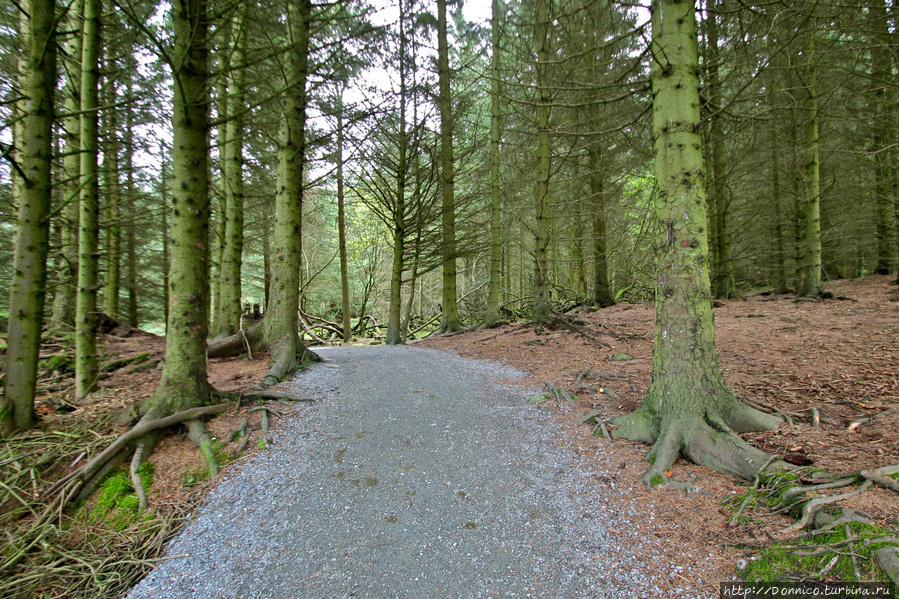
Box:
[1,0,898,594]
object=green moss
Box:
[741,522,898,584]
[257,438,267,450]
[40,353,75,374]
[649,473,665,487]
[88,463,155,530]
[647,453,657,465]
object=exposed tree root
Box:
[729,465,899,585]
[610,396,784,486]
[130,435,155,512]
[187,419,220,479]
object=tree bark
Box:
[262,0,311,384]
[610,0,780,485]
[436,0,463,333]
[75,0,102,399]
[124,53,139,327]
[213,5,247,338]
[386,1,408,345]
[532,0,552,324]
[50,0,83,329]
[588,144,613,308]
[869,0,897,275]
[2,0,57,435]
[798,16,822,297]
[103,73,121,320]
[484,0,503,326]
[336,87,351,342]
[704,0,733,299]
[142,0,212,423]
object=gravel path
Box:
[126,346,675,598]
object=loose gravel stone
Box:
[126,346,684,598]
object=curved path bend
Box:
[127,346,671,598]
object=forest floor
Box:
[3,274,897,595]
[415,274,899,587]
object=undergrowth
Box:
[739,521,898,584]
[0,422,189,598]
[724,470,899,587]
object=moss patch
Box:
[88,463,155,530]
[740,521,898,584]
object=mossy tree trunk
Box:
[588,143,613,308]
[103,73,121,320]
[50,0,83,329]
[212,5,247,338]
[124,53,139,327]
[261,0,311,384]
[75,0,101,400]
[532,0,552,324]
[142,0,211,423]
[336,86,351,342]
[704,0,733,299]
[436,0,463,333]
[484,0,503,326]
[610,0,781,486]
[1,0,57,435]
[797,15,822,297]
[869,0,897,275]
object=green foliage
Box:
[89,463,155,530]
[649,473,665,487]
[40,353,76,374]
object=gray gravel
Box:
[126,345,687,598]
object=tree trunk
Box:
[705,0,733,299]
[262,213,271,310]
[532,0,552,324]
[484,0,503,326]
[161,166,170,327]
[75,0,101,400]
[209,19,231,329]
[336,88,351,342]
[212,6,247,338]
[386,3,408,345]
[142,0,211,423]
[588,144,613,308]
[610,0,781,486]
[798,17,822,297]
[870,0,897,275]
[124,53,139,327]
[103,74,121,320]
[261,0,311,384]
[436,0,462,333]
[1,0,57,435]
[50,0,82,329]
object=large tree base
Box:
[611,392,783,486]
[207,322,319,385]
